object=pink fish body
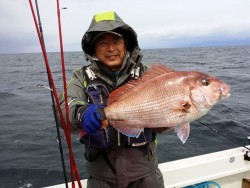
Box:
[104,63,230,143]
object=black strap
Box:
[102,151,116,175]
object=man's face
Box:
[94,34,126,71]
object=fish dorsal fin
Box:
[108,63,175,104]
[143,63,175,81]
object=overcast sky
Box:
[1,0,250,54]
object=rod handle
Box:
[80,120,109,137]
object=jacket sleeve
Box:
[57,68,88,132]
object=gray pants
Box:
[87,168,164,188]
[85,141,165,188]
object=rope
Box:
[185,181,221,188]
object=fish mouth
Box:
[220,93,231,100]
[219,84,231,99]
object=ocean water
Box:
[0,45,250,187]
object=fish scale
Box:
[106,79,188,125]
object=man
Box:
[59,11,164,188]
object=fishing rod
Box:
[33,0,69,187]
[29,1,82,187]
[56,0,82,186]
[196,120,250,152]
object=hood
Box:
[81,11,140,62]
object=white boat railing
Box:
[46,145,250,188]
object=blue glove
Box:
[78,104,106,134]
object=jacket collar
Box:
[89,54,139,88]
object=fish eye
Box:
[201,78,210,86]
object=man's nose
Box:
[107,42,116,50]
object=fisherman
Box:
[59,11,165,188]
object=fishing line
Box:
[36,83,68,187]
[196,120,250,151]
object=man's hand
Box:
[78,104,106,134]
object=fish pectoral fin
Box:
[110,121,143,138]
[182,101,192,113]
[172,100,192,113]
[174,123,190,144]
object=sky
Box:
[1,0,250,54]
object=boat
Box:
[46,145,250,188]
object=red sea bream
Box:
[104,63,230,143]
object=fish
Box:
[104,63,230,143]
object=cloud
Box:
[1,0,250,53]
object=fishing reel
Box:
[244,136,250,161]
[245,151,250,161]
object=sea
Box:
[0,45,250,188]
